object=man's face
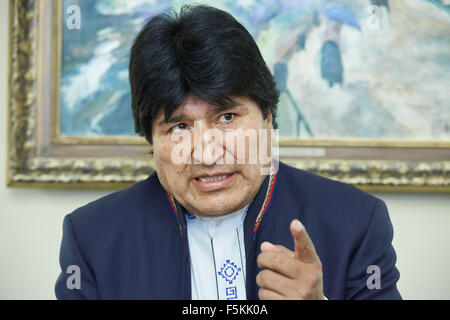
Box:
[151,95,273,216]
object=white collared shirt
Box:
[186,204,250,300]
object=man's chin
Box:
[189,199,245,217]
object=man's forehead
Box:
[174,99,217,116]
[156,102,216,126]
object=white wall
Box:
[0,0,449,300]
[376,193,450,299]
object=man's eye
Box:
[171,123,188,131]
[219,113,235,122]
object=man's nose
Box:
[192,121,225,166]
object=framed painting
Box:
[8,0,450,191]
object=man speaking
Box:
[55,5,401,300]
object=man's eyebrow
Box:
[158,114,187,126]
[210,103,246,115]
[158,103,245,126]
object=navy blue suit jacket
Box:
[55,161,401,299]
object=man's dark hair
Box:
[129,5,279,144]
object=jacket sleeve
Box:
[55,214,99,300]
[345,199,402,299]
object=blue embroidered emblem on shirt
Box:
[218,260,241,284]
[226,287,238,300]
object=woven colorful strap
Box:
[166,193,182,237]
[253,162,277,235]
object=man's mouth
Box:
[196,174,230,183]
[193,172,236,191]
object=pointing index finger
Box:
[291,219,318,264]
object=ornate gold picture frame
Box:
[7,0,450,192]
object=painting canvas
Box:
[59,0,450,142]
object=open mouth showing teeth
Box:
[196,174,231,183]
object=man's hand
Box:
[256,219,325,300]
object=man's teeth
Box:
[198,175,229,183]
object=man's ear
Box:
[264,111,275,147]
[266,111,274,130]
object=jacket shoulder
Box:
[67,173,161,229]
